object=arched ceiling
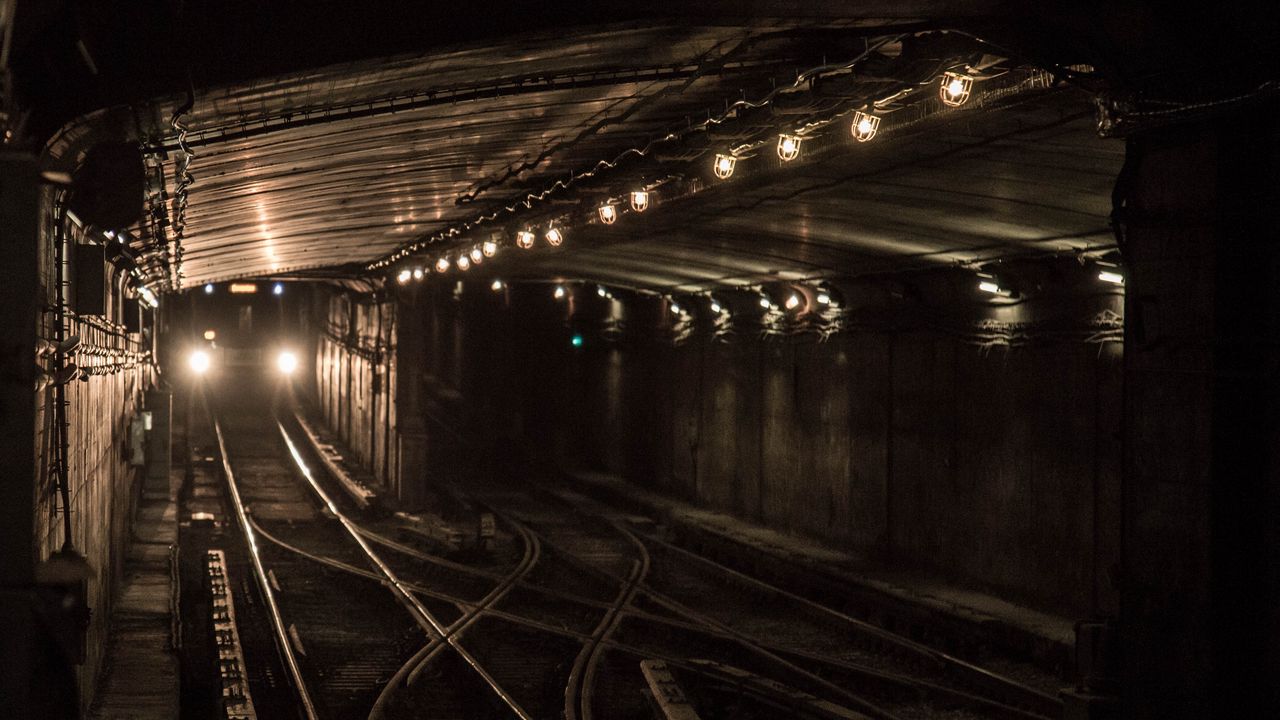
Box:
[43,16,1127,294]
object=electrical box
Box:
[123,296,141,333]
[72,243,107,316]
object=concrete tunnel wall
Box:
[313,259,1124,619]
[312,290,399,489]
[29,194,157,711]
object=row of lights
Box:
[397,240,501,284]
[398,72,980,283]
[977,264,1125,299]
[540,282,844,318]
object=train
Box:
[183,280,304,377]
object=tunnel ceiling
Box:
[46,19,1124,293]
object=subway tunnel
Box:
[1,2,1278,719]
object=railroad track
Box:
[210,390,543,719]
[211,385,1060,720]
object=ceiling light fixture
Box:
[940,72,973,107]
[1098,270,1125,285]
[851,111,880,142]
[714,154,736,179]
[777,134,801,161]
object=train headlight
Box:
[276,351,299,375]
[188,350,211,375]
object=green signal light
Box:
[571,334,584,348]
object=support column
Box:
[395,293,428,507]
[1121,102,1280,718]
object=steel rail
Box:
[640,532,1062,715]
[254,513,1046,719]
[210,397,320,720]
[570,528,648,720]
[274,419,534,720]
[404,520,540,685]
[367,516,539,719]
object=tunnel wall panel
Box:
[24,192,157,710]
[370,272,1121,617]
[312,289,397,488]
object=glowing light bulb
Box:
[517,230,536,249]
[188,350,211,375]
[670,301,682,315]
[203,330,216,341]
[470,247,483,264]
[940,72,973,107]
[273,283,284,295]
[204,283,214,294]
[596,285,608,298]
[816,292,831,305]
[1098,270,1124,285]
[759,296,773,309]
[397,269,411,284]
[412,267,424,280]
[276,351,298,375]
[851,111,880,142]
[457,255,471,271]
[436,257,450,273]
[554,285,567,300]
[491,279,504,292]
[785,294,801,310]
[714,154,736,179]
[598,204,618,224]
[482,240,498,257]
[571,334,584,348]
[545,227,564,246]
[777,134,801,161]
[978,280,1013,297]
[709,300,722,314]
[630,190,649,212]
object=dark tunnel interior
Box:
[2,3,1279,719]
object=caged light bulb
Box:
[397,269,411,284]
[516,230,536,249]
[436,257,450,273]
[940,72,973,107]
[777,134,801,161]
[545,227,564,246]
[470,247,483,264]
[412,267,424,280]
[630,190,649,212]
[482,240,498,257]
[713,154,736,179]
[851,111,880,142]
[457,255,471,271]
[598,204,618,224]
